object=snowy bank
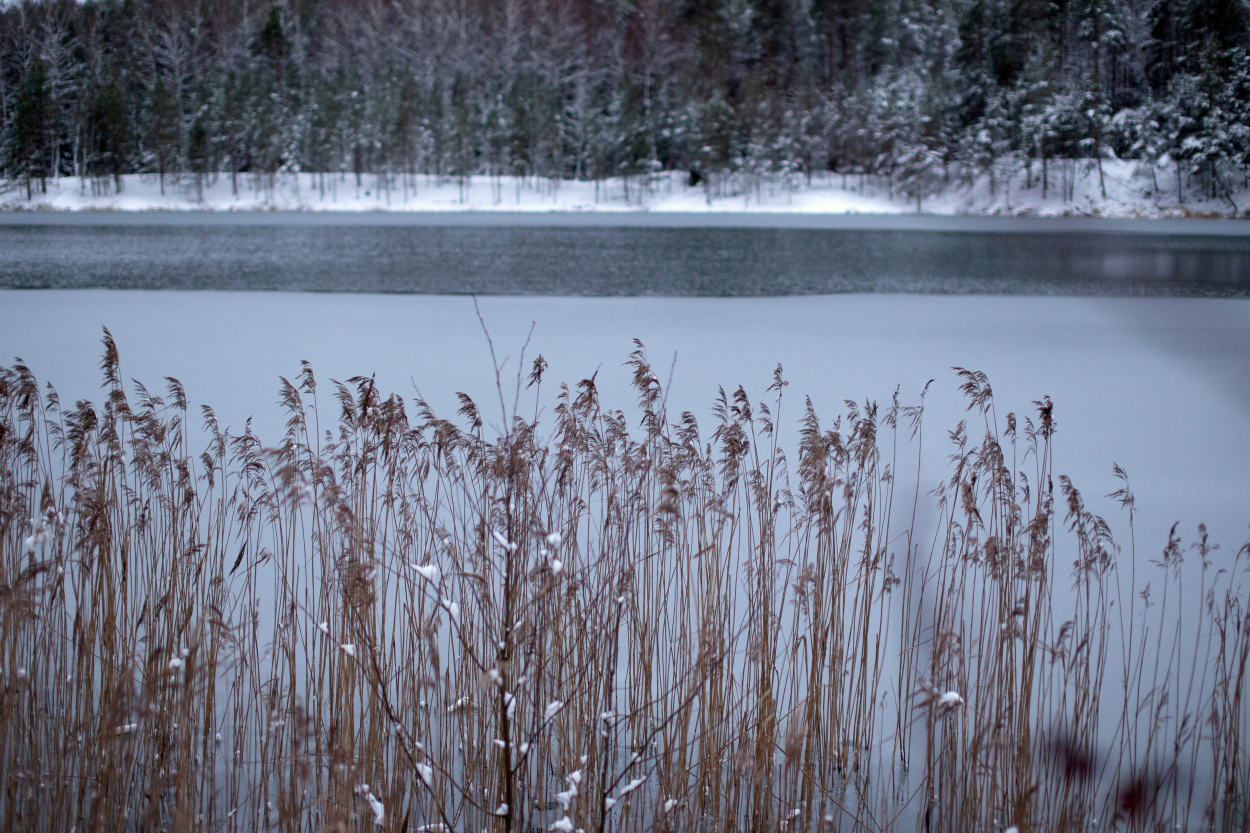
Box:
[3,161,1245,218]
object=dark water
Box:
[3,213,1250,296]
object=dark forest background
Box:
[1,0,1248,204]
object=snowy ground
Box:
[3,290,1248,560]
[2,160,1244,217]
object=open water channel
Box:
[3,212,1250,295]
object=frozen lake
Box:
[3,212,1250,295]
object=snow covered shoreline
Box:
[3,161,1247,219]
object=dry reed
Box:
[1,330,1247,832]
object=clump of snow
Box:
[618,776,646,797]
[23,515,53,554]
[365,792,385,826]
[356,785,385,826]
[555,770,582,811]
[411,563,441,582]
[935,690,964,717]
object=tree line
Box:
[1,0,1248,205]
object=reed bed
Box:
[1,330,1247,833]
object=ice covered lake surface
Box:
[3,211,1250,295]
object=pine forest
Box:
[1,0,1249,205]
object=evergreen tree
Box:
[148,72,181,192]
[4,56,52,198]
[85,68,130,191]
